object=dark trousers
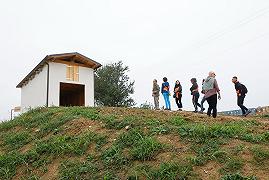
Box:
[237,95,248,115]
[192,92,201,111]
[175,94,183,108]
[206,94,218,118]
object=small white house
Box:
[16,52,102,112]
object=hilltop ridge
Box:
[0,107,269,180]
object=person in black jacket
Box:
[190,78,203,113]
[232,76,251,116]
[174,80,183,111]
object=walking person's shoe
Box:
[198,107,206,114]
[244,110,252,117]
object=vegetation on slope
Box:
[0,107,269,180]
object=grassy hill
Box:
[0,107,269,180]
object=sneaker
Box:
[193,110,198,113]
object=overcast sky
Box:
[1,0,269,120]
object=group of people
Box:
[152,71,251,118]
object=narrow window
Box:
[66,64,79,81]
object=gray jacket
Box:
[152,84,160,97]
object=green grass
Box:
[189,139,223,166]
[59,160,99,180]
[101,145,128,168]
[0,151,25,180]
[169,116,188,126]
[1,107,269,179]
[3,131,32,150]
[35,131,106,156]
[221,173,257,180]
[251,146,269,165]
[212,150,230,163]
[100,115,139,130]
[220,158,244,174]
[137,162,193,180]
[178,120,268,144]
[230,145,245,156]
[130,136,163,160]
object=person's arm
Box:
[235,83,242,96]
[190,84,195,92]
[214,79,221,100]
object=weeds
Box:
[138,162,193,180]
[59,160,99,180]
[3,131,32,150]
[0,151,25,180]
[220,158,244,174]
[221,173,257,180]
[35,131,105,156]
[101,145,128,168]
[131,136,163,160]
[251,146,269,165]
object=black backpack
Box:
[241,83,248,94]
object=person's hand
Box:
[238,93,241,97]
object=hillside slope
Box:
[0,107,269,180]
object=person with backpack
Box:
[173,80,183,111]
[152,79,160,110]
[203,71,221,118]
[232,76,251,116]
[161,77,171,110]
[190,78,203,113]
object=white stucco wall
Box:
[48,62,94,106]
[21,66,48,112]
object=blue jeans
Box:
[163,93,171,110]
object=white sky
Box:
[0,0,269,120]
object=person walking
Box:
[232,76,251,116]
[190,78,203,113]
[161,77,171,110]
[203,71,221,118]
[152,79,160,110]
[173,80,183,111]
